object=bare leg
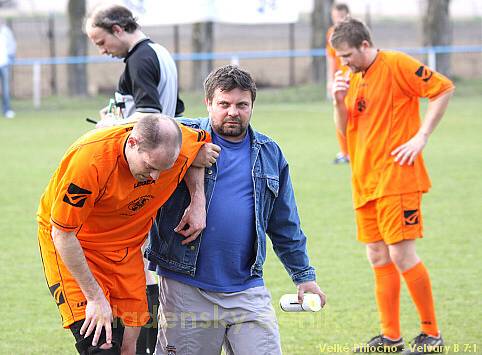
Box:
[388,239,420,272]
[366,240,391,266]
[121,326,141,355]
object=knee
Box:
[390,252,419,272]
[366,242,391,266]
[389,243,420,272]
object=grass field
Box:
[0,81,481,354]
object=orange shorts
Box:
[355,192,423,245]
[38,225,149,328]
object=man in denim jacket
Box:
[146,65,326,355]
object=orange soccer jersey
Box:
[37,123,209,327]
[37,123,209,250]
[344,50,454,208]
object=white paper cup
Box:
[279,294,322,312]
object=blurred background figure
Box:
[0,18,16,119]
[326,3,350,164]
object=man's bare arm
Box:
[51,226,113,347]
[174,166,207,245]
[391,89,454,165]
[332,70,350,136]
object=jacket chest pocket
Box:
[255,175,279,223]
[266,177,279,198]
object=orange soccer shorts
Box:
[38,225,150,328]
[355,192,424,245]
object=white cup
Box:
[279,294,322,312]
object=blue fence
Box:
[12,45,482,66]
[14,44,482,107]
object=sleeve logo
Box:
[191,128,208,142]
[415,65,433,82]
[62,183,92,208]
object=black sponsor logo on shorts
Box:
[49,283,65,306]
[76,300,87,307]
[415,65,433,82]
[166,345,177,354]
[128,195,154,212]
[404,209,419,225]
[63,183,92,208]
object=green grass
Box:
[0,83,481,354]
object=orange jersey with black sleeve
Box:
[37,123,210,251]
[344,50,454,208]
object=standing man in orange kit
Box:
[37,113,209,355]
[326,3,350,164]
[331,18,454,354]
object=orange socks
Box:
[402,262,439,336]
[373,262,401,340]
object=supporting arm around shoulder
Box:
[174,166,206,244]
[51,226,113,347]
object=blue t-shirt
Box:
[158,131,263,292]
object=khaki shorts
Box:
[355,192,423,245]
[38,224,149,328]
[155,277,281,355]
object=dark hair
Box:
[87,5,139,34]
[204,65,257,103]
[333,3,350,14]
[331,18,373,49]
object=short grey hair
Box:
[133,113,182,155]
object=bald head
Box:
[126,113,182,182]
[132,113,182,156]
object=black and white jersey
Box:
[116,38,178,118]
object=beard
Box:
[214,117,249,138]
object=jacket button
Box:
[190,245,195,250]
[207,169,213,175]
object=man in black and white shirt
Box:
[85,4,183,120]
[85,5,184,354]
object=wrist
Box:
[189,191,205,206]
[417,130,430,140]
[86,287,105,302]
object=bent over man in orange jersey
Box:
[37,113,209,355]
[331,19,454,354]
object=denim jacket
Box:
[145,117,316,285]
